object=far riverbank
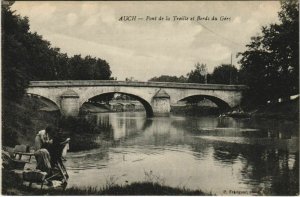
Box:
[250,98,299,120]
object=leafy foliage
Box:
[210,64,239,84]
[2,3,112,102]
[148,63,239,85]
[58,116,100,134]
[187,63,208,83]
[148,63,210,84]
[238,1,299,107]
[2,4,31,102]
[66,55,111,80]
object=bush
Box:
[58,116,100,134]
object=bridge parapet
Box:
[29,80,247,91]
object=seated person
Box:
[35,126,70,177]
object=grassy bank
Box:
[3,181,209,195]
[2,96,60,147]
[2,166,208,195]
[57,182,208,195]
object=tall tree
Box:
[95,58,111,80]
[238,0,299,107]
[187,63,207,83]
[55,52,70,80]
[210,64,238,85]
[22,32,59,80]
[2,2,31,102]
[68,55,112,80]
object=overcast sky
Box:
[12,1,281,81]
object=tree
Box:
[125,77,135,81]
[148,75,187,83]
[55,52,70,80]
[238,1,299,107]
[187,63,207,83]
[68,55,112,80]
[94,58,111,80]
[2,3,31,102]
[2,3,113,103]
[210,64,238,84]
[22,32,59,80]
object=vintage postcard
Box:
[1,1,299,195]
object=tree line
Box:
[2,2,112,103]
[149,63,239,85]
[149,1,299,108]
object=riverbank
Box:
[2,96,60,147]
[171,105,220,116]
[171,98,299,121]
[251,98,299,120]
[3,180,208,195]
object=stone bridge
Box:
[26,80,247,117]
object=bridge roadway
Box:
[27,80,247,117]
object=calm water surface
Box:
[65,112,299,195]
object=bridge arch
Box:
[177,94,231,111]
[82,92,154,117]
[26,93,60,112]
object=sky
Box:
[12,1,281,81]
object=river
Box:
[64,112,299,195]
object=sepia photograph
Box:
[1,0,299,195]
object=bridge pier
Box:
[60,90,80,116]
[152,89,171,116]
